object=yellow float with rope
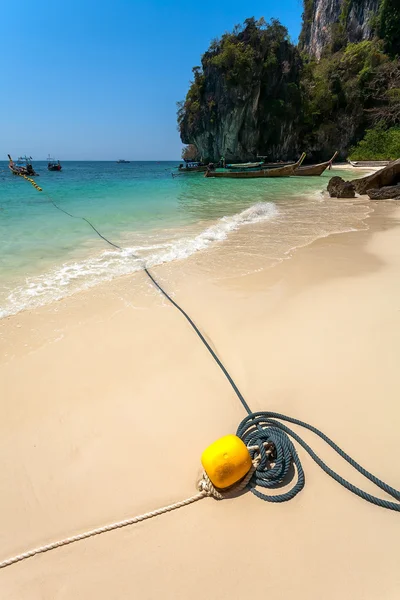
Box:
[201,434,252,489]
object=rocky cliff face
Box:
[300,0,380,59]
[178,5,396,162]
[179,20,304,162]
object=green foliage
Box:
[378,0,400,57]
[349,125,400,160]
[301,38,395,142]
[208,39,256,84]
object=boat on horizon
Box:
[8,154,38,176]
[47,155,62,171]
[116,159,130,163]
[205,153,306,178]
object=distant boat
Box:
[47,155,62,171]
[116,159,130,163]
[8,154,38,176]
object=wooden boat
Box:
[261,161,295,169]
[348,160,390,168]
[47,155,62,171]
[178,161,212,173]
[294,151,338,176]
[8,154,38,176]
[226,161,264,170]
[205,153,306,178]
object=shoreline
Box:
[0,164,378,321]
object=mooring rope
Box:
[1,175,398,570]
[0,456,260,569]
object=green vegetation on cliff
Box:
[349,125,400,160]
[178,8,400,161]
[377,0,400,57]
[301,39,400,153]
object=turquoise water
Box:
[0,161,369,317]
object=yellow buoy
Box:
[201,434,252,489]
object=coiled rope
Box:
[2,175,398,570]
[237,412,400,509]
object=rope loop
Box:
[237,412,400,510]
[238,414,305,502]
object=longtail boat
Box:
[226,161,264,170]
[178,161,215,173]
[261,161,295,169]
[348,160,390,168]
[205,153,306,178]
[294,151,338,176]
[8,154,38,176]
[47,155,62,171]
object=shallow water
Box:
[0,161,370,317]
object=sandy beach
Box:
[1,189,400,598]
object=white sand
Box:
[0,203,400,599]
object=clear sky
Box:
[1,0,303,160]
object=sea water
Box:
[0,161,370,318]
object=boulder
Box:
[367,184,400,200]
[352,159,400,195]
[327,176,356,198]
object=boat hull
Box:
[205,153,306,178]
[9,165,37,176]
[294,152,338,176]
[226,162,264,170]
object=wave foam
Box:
[0,201,278,318]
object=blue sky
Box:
[1,0,303,160]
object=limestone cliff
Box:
[178,4,398,162]
[178,19,303,162]
[300,0,380,59]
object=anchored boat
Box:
[225,161,264,170]
[47,155,62,171]
[205,153,306,178]
[8,154,38,176]
[178,161,214,173]
[294,151,338,176]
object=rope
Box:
[143,267,251,413]
[0,462,262,570]
[0,491,207,569]
[237,412,400,510]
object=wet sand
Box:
[1,199,400,599]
